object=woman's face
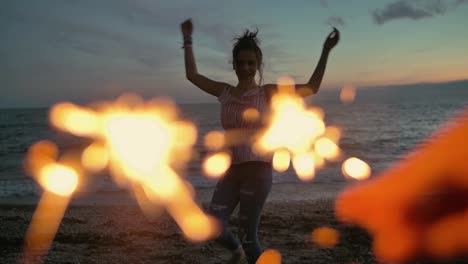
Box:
[234,50,258,82]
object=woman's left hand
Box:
[323,27,340,52]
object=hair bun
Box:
[233,28,260,46]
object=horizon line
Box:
[1,78,467,110]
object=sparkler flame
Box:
[257,249,282,264]
[23,141,80,262]
[311,227,339,248]
[38,163,79,196]
[342,157,371,180]
[23,95,220,262]
[335,110,468,262]
[202,151,232,178]
[22,83,377,262]
[252,77,341,180]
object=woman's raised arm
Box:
[181,19,228,97]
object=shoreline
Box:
[0,181,349,207]
[2,181,468,263]
[1,195,376,264]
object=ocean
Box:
[1,81,467,198]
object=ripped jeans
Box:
[207,161,273,264]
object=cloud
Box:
[1,0,183,76]
[327,16,345,27]
[371,0,466,25]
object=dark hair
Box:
[232,29,263,85]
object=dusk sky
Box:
[2,0,468,108]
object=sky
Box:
[1,0,468,108]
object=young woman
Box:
[181,18,339,264]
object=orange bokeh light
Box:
[204,131,225,151]
[272,149,291,172]
[38,163,79,196]
[341,157,371,180]
[340,85,356,104]
[257,249,282,264]
[335,110,468,262]
[311,227,339,248]
[202,152,231,178]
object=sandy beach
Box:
[1,182,467,264]
[0,182,374,264]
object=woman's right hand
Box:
[180,19,193,37]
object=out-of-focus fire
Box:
[257,249,282,264]
[81,142,108,172]
[335,110,468,263]
[21,80,379,262]
[38,163,79,196]
[202,151,231,178]
[311,227,339,248]
[323,126,341,143]
[242,107,260,123]
[292,152,315,181]
[340,85,356,104]
[49,102,100,137]
[204,131,225,151]
[253,77,340,180]
[314,137,340,160]
[23,141,80,261]
[23,94,220,262]
[341,157,371,180]
[272,149,291,172]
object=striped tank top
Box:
[217,85,272,164]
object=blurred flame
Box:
[23,143,79,262]
[25,95,219,255]
[23,192,71,262]
[255,93,325,154]
[202,152,231,178]
[81,142,108,172]
[311,227,339,248]
[25,140,58,175]
[277,76,295,93]
[292,152,315,181]
[272,149,290,172]
[169,204,220,242]
[340,85,356,104]
[315,137,340,160]
[335,110,468,262]
[204,131,225,151]
[38,163,79,196]
[49,103,100,137]
[313,153,325,169]
[323,126,341,143]
[252,77,340,181]
[242,108,260,123]
[104,113,171,177]
[341,157,371,180]
[257,249,282,264]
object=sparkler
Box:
[21,81,375,263]
[257,249,282,264]
[22,141,80,262]
[335,110,468,262]
[252,77,343,180]
[311,227,339,248]
[22,94,220,262]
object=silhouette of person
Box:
[181,18,339,264]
